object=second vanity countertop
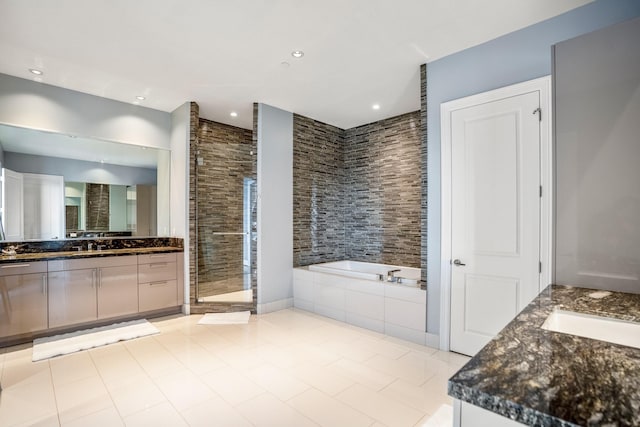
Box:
[448,285,640,427]
[0,246,183,264]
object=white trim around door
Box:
[439,76,552,352]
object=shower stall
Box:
[194,120,257,310]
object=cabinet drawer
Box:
[0,261,47,277]
[139,280,178,312]
[138,262,176,283]
[138,252,177,264]
[48,255,137,272]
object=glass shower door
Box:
[195,133,256,305]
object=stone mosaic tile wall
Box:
[292,111,422,269]
[344,112,422,268]
[420,64,428,284]
[188,102,199,308]
[293,114,346,267]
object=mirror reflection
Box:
[64,182,157,238]
[0,123,168,241]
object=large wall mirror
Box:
[0,123,170,241]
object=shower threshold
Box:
[198,289,253,303]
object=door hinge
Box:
[533,107,542,121]
[539,186,543,198]
[539,262,542,273]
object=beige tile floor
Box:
[0,309,470,427]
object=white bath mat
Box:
[198,311,251,325]
[32,319,160,362]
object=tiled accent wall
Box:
[292,111,422,269]
[189,102,257,313]
[344,112,422,267]
[420,64,428,284]
[188,102,199,309]
[85,183,110,230]
[292,114,346,267]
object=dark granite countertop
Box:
[0,246,183,264]
[448,285,640,427]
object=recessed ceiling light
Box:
[230,112,238,118]
[372,104,381,110]
[136,96,146,101]
[291,50,304,59]
[29,68,43,75]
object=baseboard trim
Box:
[257,298,293,314]
[426,332,440,349]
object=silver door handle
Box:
[453,259,466,266]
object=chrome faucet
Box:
[387,269,401,282]
[1,245,17,256]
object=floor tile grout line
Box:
[46,359,63,427]
[88,344,136,423]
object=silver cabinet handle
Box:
[149,281,168,286]
[98,268,102,288]
[1,263,30,269]
[42,274,47,295]
[453,259,466,266]
[149,263,168,268]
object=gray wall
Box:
[554,16,640,293]
[4,152,157,185]
[257,103,294,308]
[426,0,640,334]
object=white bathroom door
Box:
[449,90,542,356]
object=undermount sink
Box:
[541,309,640,350]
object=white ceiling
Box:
[0,0,592,130]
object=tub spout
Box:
[387,269,401,282]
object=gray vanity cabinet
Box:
[138,252,178,312]
[0,261,48,338]
[48,256,138,328]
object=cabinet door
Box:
[139,280,178,312]
[138,262,177,283]
[98,264,138,319]
[0,272,48,338]
[48,269,97,328]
